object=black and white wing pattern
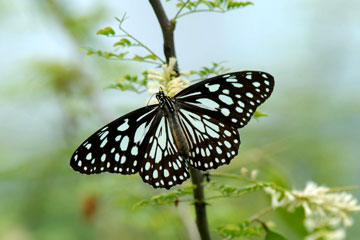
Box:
[174,71,274,170]
[70,104,191,189]
[175,71,274,128]
[177,101,241,171]
[70,70,274,189]
[70,105,160,176]
[138,113,190,189]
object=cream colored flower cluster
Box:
[147,57,190,104]
[264,182,360,240]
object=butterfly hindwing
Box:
[138,113,190,189]
[175,71,274,128]
[177,101,241,170]
[70,105,159,175]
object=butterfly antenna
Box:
[147,93,156,106]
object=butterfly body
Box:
[157,91,191,159]
[71,71,274,189]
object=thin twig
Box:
[210,172,257,184]
[249,206,273,222]
[100,57,161,65]
[177,9,225,19]
[172,0,191,23]
[118,25,165,64]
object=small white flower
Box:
[250,169,258,180]
[147,80,164,95]
[305,229,346,240]
[264,181,360,240]
[264,187,290,208]
[166,77,190,97]
[240,167,248,177]
[146,57,189,98]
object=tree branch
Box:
[149,1,211,239]
[149,0,179,73]
[189,167,211,240]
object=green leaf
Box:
[132,55,145,61]
[144,54,157,60]
[227,1,253,10]
[132,185,195,208]
[265,230,288,240]
[132,200,150,210]
[118,52,129,58]
[253,110,268,119]
[96,26,115,36]
[113,38,131,47]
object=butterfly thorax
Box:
[156,91,190,159]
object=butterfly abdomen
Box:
[163,98,190,159]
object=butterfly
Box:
[70,71,274,189]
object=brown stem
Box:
[149,1,211,239]
[189,167,211,240]
[149,0,179,73]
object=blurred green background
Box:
[0,0,359,239]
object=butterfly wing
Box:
[175,71,274,128]
[174,71,274,170]
[177,101,241,170]
[138,113,190,189]
[70,103,190,189]
[70,105,160,175]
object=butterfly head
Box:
[156,89,175,111]
[156,89,166,105]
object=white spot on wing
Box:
[117,119,129,131]
[232,83,243,88]
[134,121,148,144]
[246,92,254,98]
[131,146,138,156]
[120,136,129,151]
[221,108,230,116]
[101,154,106,162]
[219,94,234,105]
[164,169,169,177]
[100,138,108,148]
[100,131,109,140]
[252,81,260,87]
[196,98,220,109]
[153,170,158,179]
[205,83,220,92]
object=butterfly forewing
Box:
[175,71,274,128]
[138,113,190,189]
[177,101,241,170]
[70,105,159,175]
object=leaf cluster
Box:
[169,0,253,20]
[189,62,230,81]
[217,220,288,239]
[217,220,263,239]
[132,185,195,209]
[87,14,164,65]
[207,181,274,198]
[107,71,149,93]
